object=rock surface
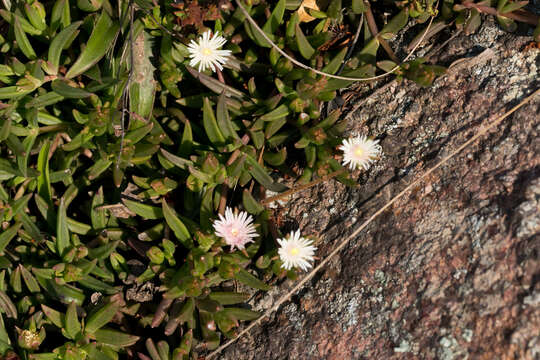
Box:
[217,17,540,360]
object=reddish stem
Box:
[461,2,539,25]
[216,68,226,83]
[364,1,400,64]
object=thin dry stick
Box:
[234,0,436,82]
[261,169,346,206]
[207,88,540,359]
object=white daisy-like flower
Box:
[339,135,382,170]
[277,230,317,271]
[213,207,258,250]
[187,30,232,72]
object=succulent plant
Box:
[0,0,537,357]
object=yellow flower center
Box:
[21,330,39,347]
[231,228,239,236]
[202,48,213,56]
[289,247,299,256]
[354,146,364,157]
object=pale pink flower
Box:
[213,207,258,250]
[277,230,317,271]
[339,135,382,170]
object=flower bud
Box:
[297,112,310,125]
[147,246,165,264]
[17,328,45,350]
[289,98,306,113]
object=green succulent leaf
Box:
[0,10,42,35]
[185,66,247,99]
[19,265,40,293]
[85,301,120,334]
[47,21,82,75]
[162,199,193,248]
[209,292,251,305]
[203,97,226,146]
[217,92,240,140]
[122,199,164,219]
[14,18,37,59]
[66,12,119,78]
[24,2,47,31]
[380,9,409,40]
[65,301,81,339]
[242,189,264,215]
[56,197,70,257]
[25,92,65,109]
[0,222,21,254]
[219,307,261,321]
[41,305,65,328]
[91,328,139,347]
[259,104,289,122]
[0,290,17,319]
[160,148,193,170]
[245,14,273,47]
[233,268,270,290]
[51,79,93,98]
[50,0,71,32]
[322,47,347,75]
[295,24,315,59]
[244,153,288,192]
[263,0,286,34]
[37,140,52,204]
[352,0,366,13]
[91,186,106,229]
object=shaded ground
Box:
[218,18,540,360]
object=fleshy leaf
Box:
[162,199,193,248]
[66,12,119,78]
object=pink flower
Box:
[213,207,258,250]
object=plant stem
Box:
[216,68,225,83]
[38,124,68,134]
[261,169,347,206]
[460,2,539,25]
[150,298,173,328]
[364,1,400,64]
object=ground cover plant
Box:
[0,0,538,358]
